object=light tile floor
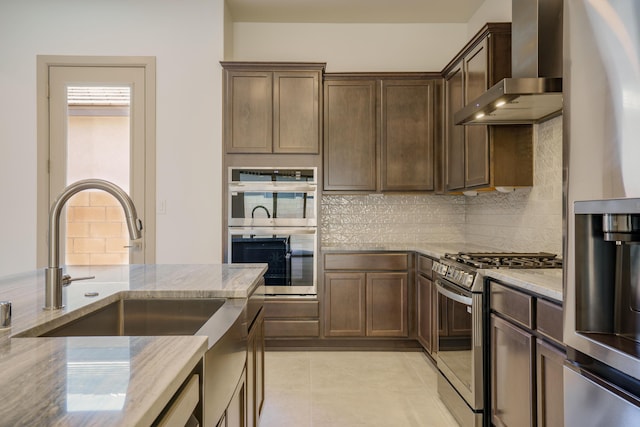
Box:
[259,351,459,427]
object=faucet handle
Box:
[62,275,96,287]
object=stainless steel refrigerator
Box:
[564,0,640,424]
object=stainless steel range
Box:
[432,252,562,427]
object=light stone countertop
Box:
[482,268,563,303]
[0,263,267,426]
[321,242,502,259]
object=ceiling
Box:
[226,0,486,24]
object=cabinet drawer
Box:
[324,253,409,271]
[417,255,433,278]
[537,299,563,345]
[490,282,534,329]
[156,374,200,427]
[264,299,319,318]
[264,320,320,337]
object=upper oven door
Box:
[229,167,317,227]
[435,277,484,411]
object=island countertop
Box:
[0,263,267,426]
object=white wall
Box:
[467,0,511,38]
[232,23,467,71]
[0,0,225,276]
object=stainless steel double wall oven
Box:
[227,167,317,295]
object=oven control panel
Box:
[432,261,476,289]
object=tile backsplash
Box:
[321,116,563,255]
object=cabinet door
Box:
[226,372,246,427]
[417,274,434,352]
[324,272,366,336]
[463,40,490,188]
[247,310,265,427]
[224,70,273,153]
[536,339,564,427]
[444,64,465,192]
[366,272,408,337]
[273,71,320,153]
[491,314,535,427]
[255,314,265,420]
[323,80,377,191]
[380,80,434,191]
[247,321,256,427]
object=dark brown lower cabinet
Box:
[489,280,566,427]
[324,269,408,338]
[324,272,366,336]
[247,309,265,427]
[416,274,435,353]
[536,339,565,427]
[491,314,535,427]
[221,371,246,427]
[366,272,408,337]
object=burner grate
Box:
[443,252,562,269]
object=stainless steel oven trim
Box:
[228,166,318,185]
[435,277,484,411]
[228,218,317,227]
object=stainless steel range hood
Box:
[455,0,563,125]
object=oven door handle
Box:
[436,281,473,306]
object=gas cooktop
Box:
[442,252,563,269]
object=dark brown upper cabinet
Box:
[442,23,533,193]
[324,74,438,193]
[222,62,325,154]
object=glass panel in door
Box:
[65,86,131,265]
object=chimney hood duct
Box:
[455,0,563,125]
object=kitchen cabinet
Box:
[324,252,409,337]
[489,280,565,427]
[442,23,533,192]
[222,372,246,427]
[416,255,436,354]
[247,308,265,427]
[263,298,320,342]
[323,74,437,192]
[490,313,535,427]
[222,62,325,154]
[155,373,201,427]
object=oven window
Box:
[230,231,315,288]
[230,191,315,221]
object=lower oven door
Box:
[228,227,317,295]
[436,278,484,411]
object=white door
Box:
[48,65,147,265]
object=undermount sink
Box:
[39,298,226,337]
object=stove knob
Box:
[465,274,474,287]
[461,272,470,284]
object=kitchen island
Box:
[0,263,266,426]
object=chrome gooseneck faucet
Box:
[45,179,143,310]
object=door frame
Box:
[36,55,156,267]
